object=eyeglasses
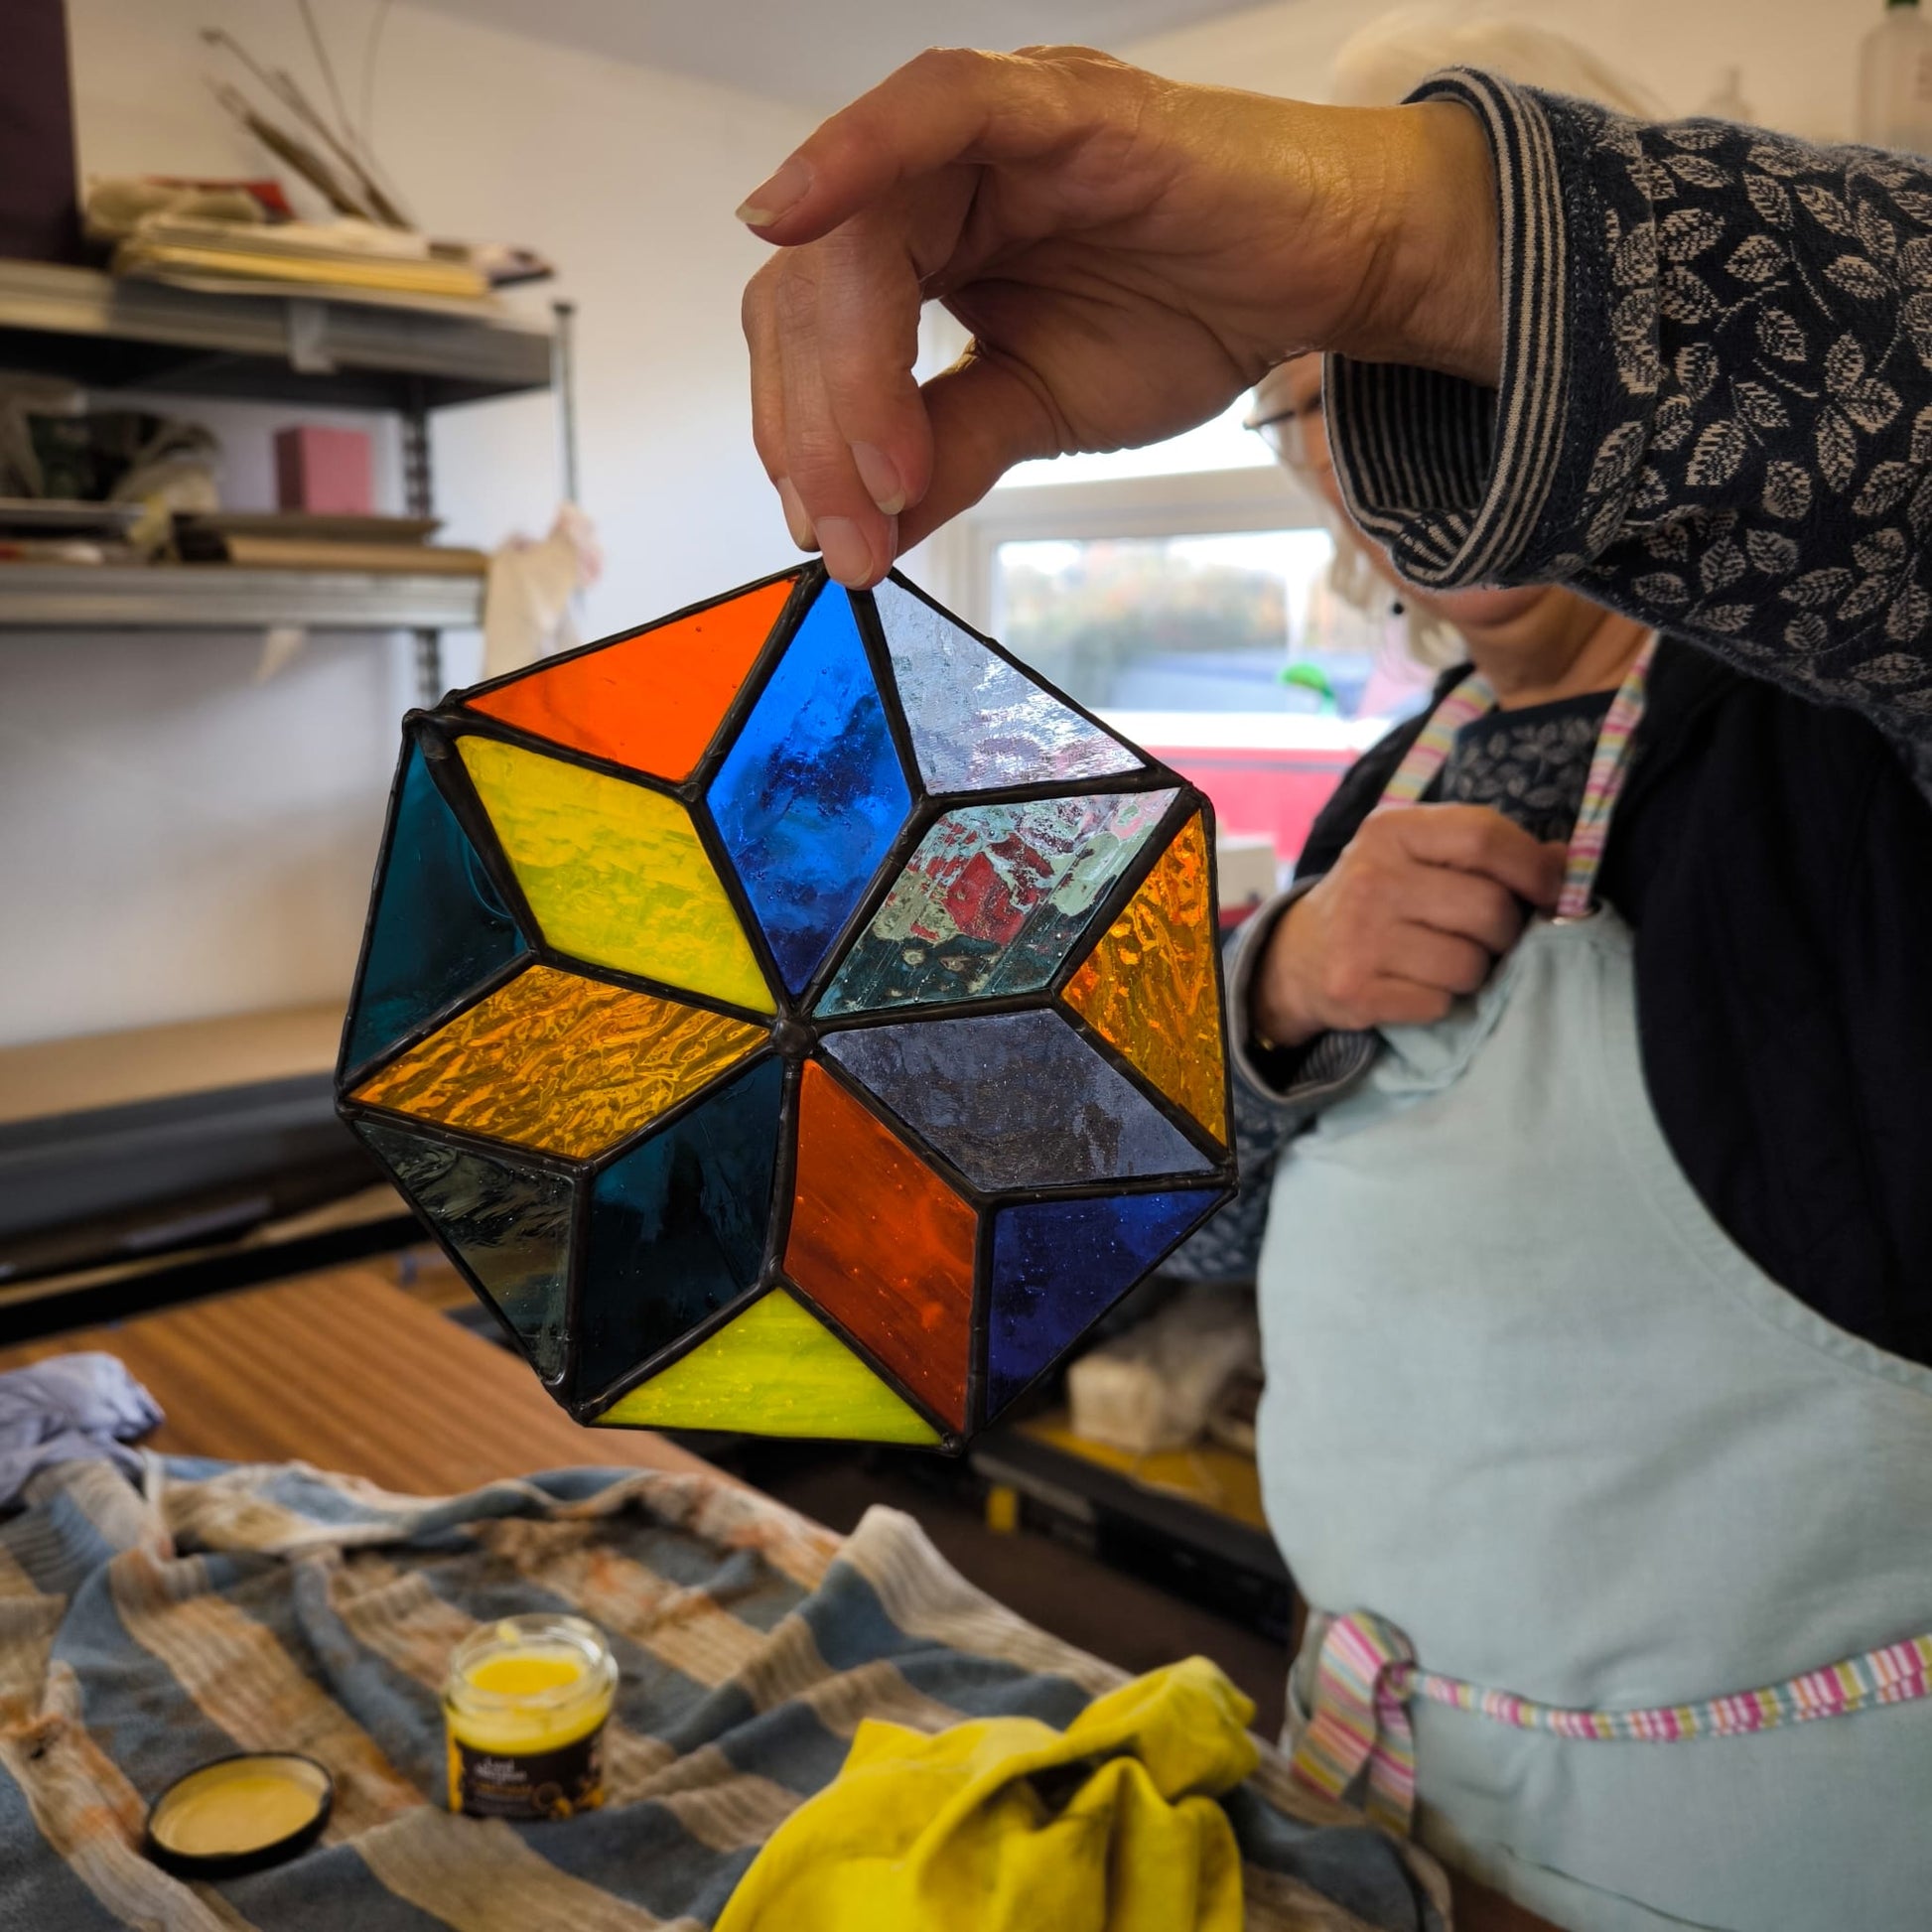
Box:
[1252,391,1327,472]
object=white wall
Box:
[1125,0,1871,141]
[2,1,809,1048]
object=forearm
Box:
[1331,69,1932,740]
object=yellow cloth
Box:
[715,1656,1259,1932]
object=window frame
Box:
[909,465,1325,636]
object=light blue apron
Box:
[1258,650,1932,1931]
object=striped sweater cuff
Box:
[1328,68,1616,590]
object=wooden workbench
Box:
[0,1261,708,1490]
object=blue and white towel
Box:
[0,1453,1446,1930]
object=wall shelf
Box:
[0,258,553,409]
[0,563,483,630]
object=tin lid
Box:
[144,1752,334,1879]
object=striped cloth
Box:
[0,1455,1448,1931]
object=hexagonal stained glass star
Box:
[337,566,1234,1450]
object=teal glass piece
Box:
[345,741,525,1072]
[985,1189,1224,1419]
[822,1009,1212,1190]
[815,789,1177,1016]
[352,1119,571,1380]
[709,584,911,995]
[577,1056,783,1401]
[873,577,1142,792]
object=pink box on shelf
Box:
[275,426,373,514]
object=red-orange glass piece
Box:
[1062,811,1228,1144]
[783,1061,976,1431]
[464,577,797,780]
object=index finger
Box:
[1391,805,1566,907]
[734,47,1107,244]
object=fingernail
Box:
[735,157,812,227]
[776,478,816,551]
[849,442,906,516]
[816,515,875,588]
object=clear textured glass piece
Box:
[984,1189,1224,1420]
[352,1118,573,1381]
[577,1057,782,1402]
[815,789,1176,1017]
[872,577,1142,793]
[709,583,910,994]
[822,1009,1212,1192]
[345,741,524,1073]
[591,1290,941,1444]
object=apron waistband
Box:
[1290,1609,1932,1837]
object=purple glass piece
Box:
[821,1008,1211,1191]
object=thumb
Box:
[895,349,1063,552]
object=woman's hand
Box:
[1252,807,1565,1047]
[738,45,1501,585]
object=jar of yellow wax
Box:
[444,1614,618,1820]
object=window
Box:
[907,401,1432,865]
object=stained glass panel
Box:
[352,1119,573,1382]
[873,577,1142,792]
[350,964,765,1160]
[593,1290,941,1444]
[465,576,796,779]
[783,1060,974,1430]
[984,1189,1225,1420]
[459,735,772,1014]
[1063,811,1228,1143]
[344,742,524,1072]
[577,1058,782,1401]
[815,789,1177,1017]
[822,1010,1212,1191]
[709,583,911,993]
[341,563,1233,1446]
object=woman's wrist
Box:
[1249,897,1323,1051]
[1326,99,1503,389]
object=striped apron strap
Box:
[1368,634,1660,920]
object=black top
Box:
[1278,645,1932,1368]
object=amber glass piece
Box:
[1062,812,1227,1144]
[783,1061,975,1431]
[459,735,772,1015]
[592,1290,941,1444]
[350,963,765,1159]
[464,577,796,780]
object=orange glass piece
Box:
[350,963,765,1160]
[464,577,797,780]
[783,1061,976,1431]
[1062,812,1227,1144]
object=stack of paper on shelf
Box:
[172,511,488,577]
[115,215,494,310]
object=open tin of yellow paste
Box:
[145,1752,334,1877]
[444,1613,618,1819]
